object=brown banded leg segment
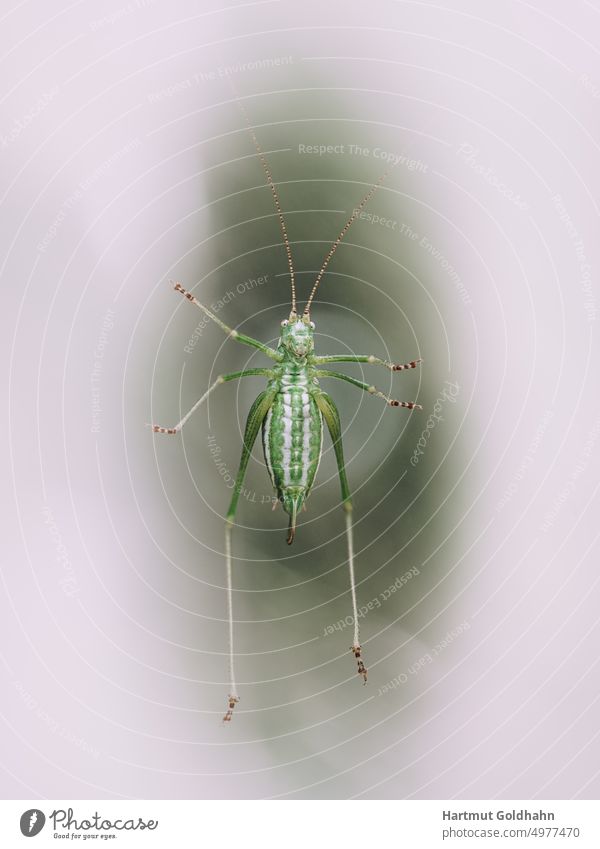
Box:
[351,644,367,683]
[223,694,240,723]
[388,399,422,409]
[390,358,422,371]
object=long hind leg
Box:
[314,391,367,684]
[222,390,276,722]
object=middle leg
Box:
[313,354,422,372]
[316,369,422,410]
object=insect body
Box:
[262,323,322,545]
[151,120,422,722]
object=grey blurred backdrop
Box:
[2,0,599,799]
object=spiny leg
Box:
[148,369,273,434]
[171,281,281,360]
[313,354,422,373]
[316,369,422,410]
[222,390,276,722]
[223,523,238,722]
[314,391,367,684]
[344,508,366,682]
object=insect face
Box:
[279,315,315,358]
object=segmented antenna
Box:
[303,170,389,317]
[238,104,297,315]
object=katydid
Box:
[151,122,422,722]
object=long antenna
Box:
[303,170,389,317]
[238,104,297,315]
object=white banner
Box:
[0,800,598,848]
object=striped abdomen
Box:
[262,385,322,499]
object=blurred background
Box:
[1,0,599,799]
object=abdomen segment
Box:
[262,388,322,498]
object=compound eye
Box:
[309,321,315,330]
[280,319,289,327]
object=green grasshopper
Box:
[151,124,422,722]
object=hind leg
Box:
[222,390,276,722]
[315,391,367,684]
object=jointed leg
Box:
[149,369,273,434]
[172,281,281,361]
[314,391,367,684]
[316,369,422,410]
[223,390,276,722]
[223,525,238,723]
[314,354,422,372]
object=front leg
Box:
[172,281,281,361]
